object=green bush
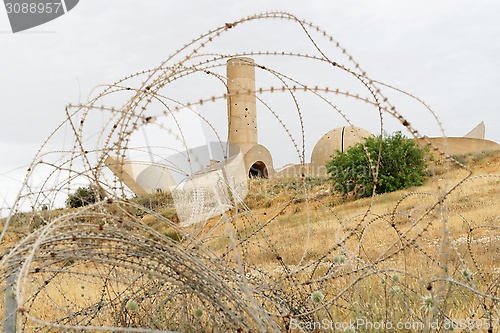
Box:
[326,131,427,197]
[66,185,104,208]
[132,192,174,210]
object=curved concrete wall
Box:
[243,144,275,178]
[104,156,177,195]
[416,137,500,155]
[311,126,373,168]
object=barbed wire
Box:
[1,11,499,333]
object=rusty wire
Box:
[0,11,499,333]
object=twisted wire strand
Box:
[1,11,498,333]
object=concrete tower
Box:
[226,57,274,178]
[227,57,258,155]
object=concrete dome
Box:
[136,165,176,193]
[311,126,373,168]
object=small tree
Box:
[66,185,104,208]
[326,131,427,197]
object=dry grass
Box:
[1,151,499,332]
[199,152,500,265]
[190,151,500,327]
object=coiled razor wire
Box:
[0,11,499,333]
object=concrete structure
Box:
[227,58,258,155]
[106,57,276,197]
[173,147,248,225]
[226,58,274,178]
[416,136,500,155]
[105,156,177,195]
[464,121,485,139]
[415,121,499,155]
[310,126,373,171]
[308,122,500,173]
[106,58,500,197]
[275,126,373,177]
[275,163,315,178]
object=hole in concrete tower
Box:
[249,161,268,178]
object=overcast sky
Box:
[1,0,499,212]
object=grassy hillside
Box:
[1,150,499,332]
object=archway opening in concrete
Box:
[249,161,268,179]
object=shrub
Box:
[326,131,427,197]
[470,150,495,163]
[449,153,468,166]
[66,185,104,208]
[132,192,174,209]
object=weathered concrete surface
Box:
[275,163,317,178]
[227,58,258,157]
[464,121,486,139]
[105,156,177,195]
[105,156,149,195]
[226,57,275,178]
[416,137,500,155]
[311,126,373,168]
[107,55,499,194]
[243,144,275,178]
